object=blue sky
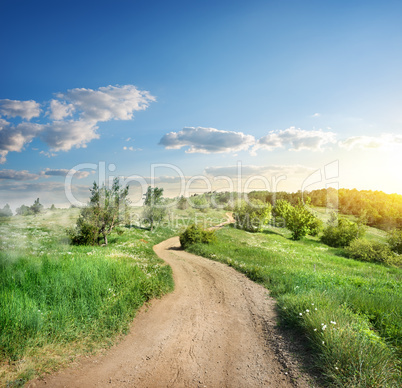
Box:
[1,0,402,208]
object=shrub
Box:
[233,200,272,233]
[387,228,402,254]
[321,217,364,247]
[345,239,395,264]
[275,199,322,240]
[179,224,216,249]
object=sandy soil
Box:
[29,221,315,388]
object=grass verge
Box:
[0,209,178,386]
[186,225,402,387]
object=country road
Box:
[30,224,314,388]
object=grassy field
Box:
[186,224,402,387]
[0,207,228,386]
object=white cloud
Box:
[0,85,155,162]
[0,119,44,163]
[159,126,255,154]
[41,120,99,151]
[47,99,75,120]
[123,146,142,152]
[255,127,337,152]
[56,84,156,122]
[41,168,91,179]
[339,134,402,150]
[0,99,41,120]
[0,169,39,181]
[312,113,321,117]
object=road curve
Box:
[30,228,312,387]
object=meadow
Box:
[0,207,227,386]
[186,224,402,387]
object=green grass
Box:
[186,225,402,387]
[0,206,229,385]
[0,209,172,385]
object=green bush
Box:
[321,217,364,247]
[275,199,322,240]
[345,239,395,264]
[233,199,272,233]
[388,228,402,254]
[179,224,216,249]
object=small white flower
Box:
[305,309,310,313]
[331,321,337,325]
[311,303,314,306]
[315,308,317,311]
[313,328,317,331]
[299,313,303,316]
[335,367,339,370]
[321,323,324,326]
[322,325,327,331]
[283,307,287,310]
[322,341,325,345]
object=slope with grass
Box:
[0,207,229,386]
[186,225,402,387]
[0,209,177,386]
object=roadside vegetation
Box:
[0,193,229,386]
[2,186,402,386]
[183,222,402,386]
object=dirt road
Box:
[30,226,313,387]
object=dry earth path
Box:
[30,219,314,388]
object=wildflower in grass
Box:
[322,325,327,331]
[314,328,317,331]
[330,321,336,325]
[311,303,314,306]
[314,308,317,311]
[299,312,303,316]
[305,309,310,313]
[322,341,325,345]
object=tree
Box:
[142,186,167,231]
[31,198,43,214]
[16,204,31,216]
[0,204,13,217]
[276,199,322,240]
[320,214,364,247]
[69,178,129,245]
[387,228,402,254]
[233,199,272,232]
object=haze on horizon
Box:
[1,0,402,209]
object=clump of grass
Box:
[0,210,176,386]
[186,226,402,386]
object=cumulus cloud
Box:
[339,134,402,150]
[42,168,91,179]
[159,127,255,154]
[0,99,41,120]
[0,169,39,181]
[255,127,336,152]
[0,84,155,162]
[0,119,44,163]
[47,99,75,120]
[40,120,99,151]
[56,84,155,122]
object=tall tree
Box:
[142,186,167,231]
[69,178,129,245]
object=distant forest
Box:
[247,188,402,230]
